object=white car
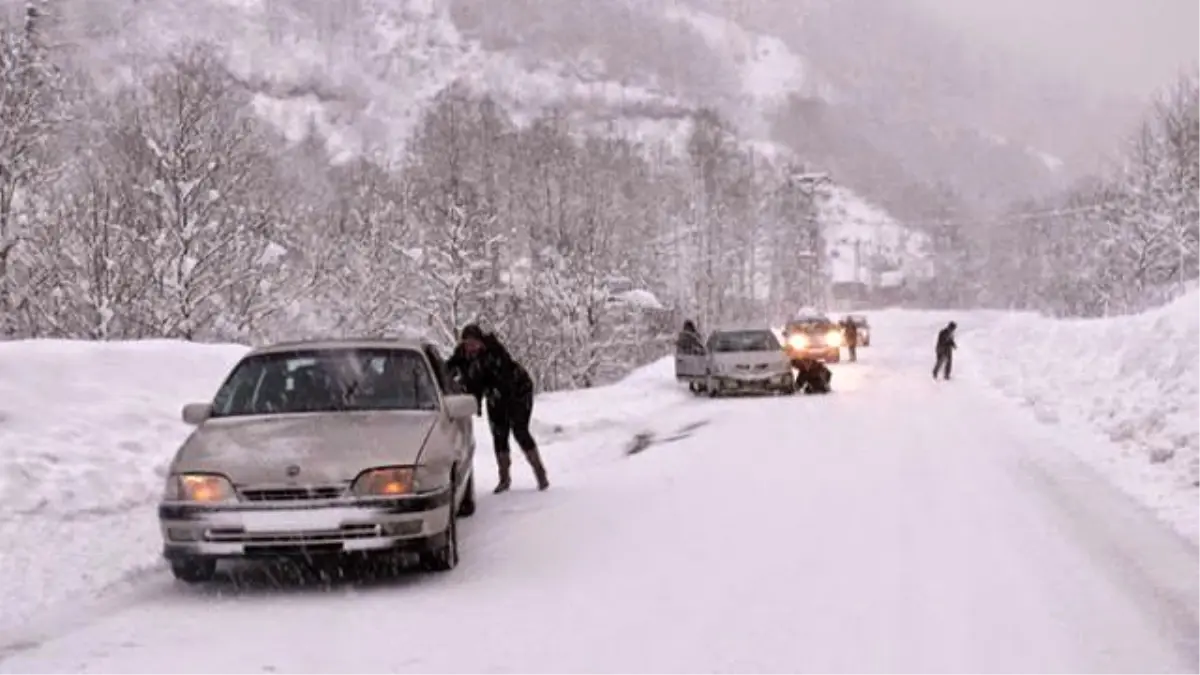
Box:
[677,328,795,396]
[158,338,479,582]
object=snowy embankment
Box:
[965,291,1200,541]
[0,340,687,639]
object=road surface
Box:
[1,315,1195,673]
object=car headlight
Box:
[787,334,808,349]
[826,331,844,347]
[351,466,445,497]
[164,473,236,503]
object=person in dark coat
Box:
[676,319,705,355]
[794,357,832,394]
[840,318,859,362]
[932,321,957,380]
[446,324,549,493]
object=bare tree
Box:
[0,8,65,333]
[109,43,283,339]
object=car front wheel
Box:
[457,472,476,518]
[170,557,217,583]
[421,480,460,572]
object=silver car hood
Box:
[172,411,438,485]
[711,351,789,370]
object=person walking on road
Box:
[840,317,859,362]
[932,321,957,380]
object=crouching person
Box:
[447,324,550,492]
[794,357,833,394]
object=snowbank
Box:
[0,340,248,637]
[0,341,689,638]
[968,292,1200,539]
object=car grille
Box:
[239,486,347,502]
[735,363,771,371]
[204,524,380,543]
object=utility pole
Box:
[786,169,832,310]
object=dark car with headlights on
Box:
[782,317,843,364]
[158,338,479,582]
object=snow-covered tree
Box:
[0,5,66,333]
[109,43,284,339]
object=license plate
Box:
[239,508,362,532]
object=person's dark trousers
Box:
[932,350,953,380]
[487,395,549,492]
[848,344,857,362]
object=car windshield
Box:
[210,348,439,417]
[787,321,835,334]
[709,330,781,352]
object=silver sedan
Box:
[158,338,479,582]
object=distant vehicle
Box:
[675,327,795,397]
[846,314,871,347]
[158,338,479,583]
[783,316,843,364]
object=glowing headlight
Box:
[787,334,809,349]
[351,465,446,497]
[826,331,845,347]
[164,473,236,503]
[352,467,415,496]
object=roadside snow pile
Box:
[0,340,248,518]
[970,291,1199,538]
[0,341,687,639]
[530,357,686,443]
[0,340,247,637]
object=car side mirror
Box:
[181,402,213,425]
[444,394,478,420]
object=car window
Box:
[211,348,439,417]
[708,331,781,352]
[423,344,464,395]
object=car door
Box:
[674,335,707,380]
[423,343,474,483]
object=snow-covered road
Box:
[1,316,1196,673]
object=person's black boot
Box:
[523,447,550,491]
[493,453,512,494]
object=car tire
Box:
[421,478,460,572]
[170,557,217,583]
[457,471,476,518]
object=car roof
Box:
[787,316,832,324]
[709,326,777,335]
[246,337,431,357]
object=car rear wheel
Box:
[170,557,217,583]
[421,477,460,572]
[457,472,476,518]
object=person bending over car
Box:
[447,323,550,493]
[932,321,956,380]
[794,357,832,394]
[676,319,705,355]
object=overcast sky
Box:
[911,0,1198,101]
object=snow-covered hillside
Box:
[37,0,929,283]
[822,185,934,287]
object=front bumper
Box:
[786,346,840,361]
[158,488,452,560]
[710,371,793,390]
